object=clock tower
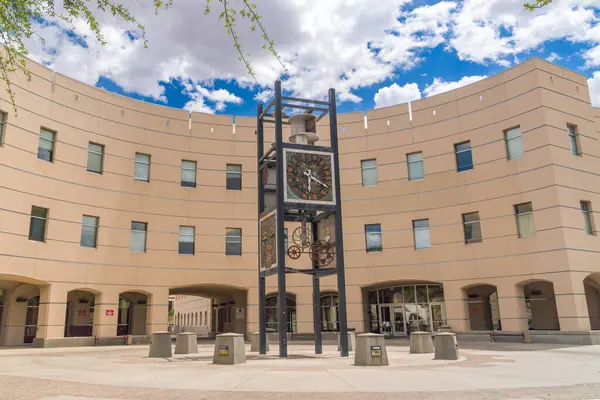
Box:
[256,81,349,358]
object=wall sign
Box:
[236,308,245,319]
[105,309,115,316]
[77,309,88,317]
[218,345,229,357]
[371,345,382,357]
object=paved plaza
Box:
[0,342,600,399]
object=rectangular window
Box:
[568,125,581,156]
[130,221,147,252]
[407,152,424,181]
[226,164,242,190]
[515,202,535,238]
[0,111,6,145]
[181,160,197,188]
[365,224,382,252]
[361,159,378,187]
[462,212,482,244]
[38,128,56,162]
[87,142,104,174]
[413,219,431,249]
[134,153,150,182]
[179,226,195,255]
[284,228,288,249]
[29,206,48,242]
[455,141,473,172]
[80,215,99,248]
[226,228,242,255]
[504,126,524,160]
[581,201,595,235]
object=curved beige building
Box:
[0,57,599,347]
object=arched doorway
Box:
[117,292,149,336]
[584,274,600,330]
[464,284,501,331]
[65,290,97,337]
[320,293,339,332]
[364,282,446,336]
[521,281,560,330]
[0,276,45,346]
[265,294,297,332]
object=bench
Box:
[489,331,525,343]
[94,335,129,346]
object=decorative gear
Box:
[309,239,335,267]
[292,226,313,249]
[287,245,302,259]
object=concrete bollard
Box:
[175,332,198,355]
[250,332,269,352]
[438,325,453,333]
[337,332,356,352]
[354,333,389,366]
[410,331,434,354]
[213,333,246,365]
[148,331,172,358]
[434,332,459,360]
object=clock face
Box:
[285,149,335,204]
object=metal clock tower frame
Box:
[256,80,349,357]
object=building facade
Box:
[0,57,599,346]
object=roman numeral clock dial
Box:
[284,149,336,205]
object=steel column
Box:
[329,88,349,357]
[311,220,322,354]
[257,103,267,355]
[274,81,288,357]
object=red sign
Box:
[105,309,115,316]
[77,309,87,317]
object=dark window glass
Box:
[181,160,197,188]
[179,226,195,255]
[38,129,56,162]
[87,143,104,173]
[29,206,48,242]
[581,201,594,235]
[130,221,147,252]
[226,164,242,190]
[0,111,6,144]
[80,215,99,248]
[568,125,581,156]
[226,228,242,255]
[462,212,482,244]
[515,202,535,237]
[134,153,150,182]
[365,224,382,252]
[455,141,473,172]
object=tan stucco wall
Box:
[1,56,600,345]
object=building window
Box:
[226,228,242,255]
[181,160,197,188]
[28,206,48,242]
[515,202,535,238]
[134,153,150,182]
[320,294,339,332]
[504,126,524,160]
[80,215,99,248]
[38,128,56,162]
[462,212,482,244]
[226,164,242,190]
[455,141,473,172]
[265,295,297,332]
[568,125,581,156]
[407,152,424,181]
[0,111,6,144]
[284,228,288,249]
[413,219,431,249]
[365,224,382,252]
[179,226,195,255]
[87,143,104,174]
[361,159,378,187]
[130,221,147,252]
[581,201,595,235]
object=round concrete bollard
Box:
[213,333,246,365]
[175,332,198,355]
[434,332,459,360]
[250,332,269,352]
[148,331,172,358]
[354,333,389,366]
[409,331,434,354]
[337,332,356,352]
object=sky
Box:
[23,0,600,117]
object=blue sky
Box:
[25,0,600,116]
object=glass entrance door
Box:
[393,305,407,336]
[430,303,445,332]
[379,305,393,338]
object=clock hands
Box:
[304,169,329,190]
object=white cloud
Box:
[546,52,563,63]
[254,89,273,103]
[588,71,600,107]
[183,85,242,114]
[374,83,421,108]
[423,75,487,97]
